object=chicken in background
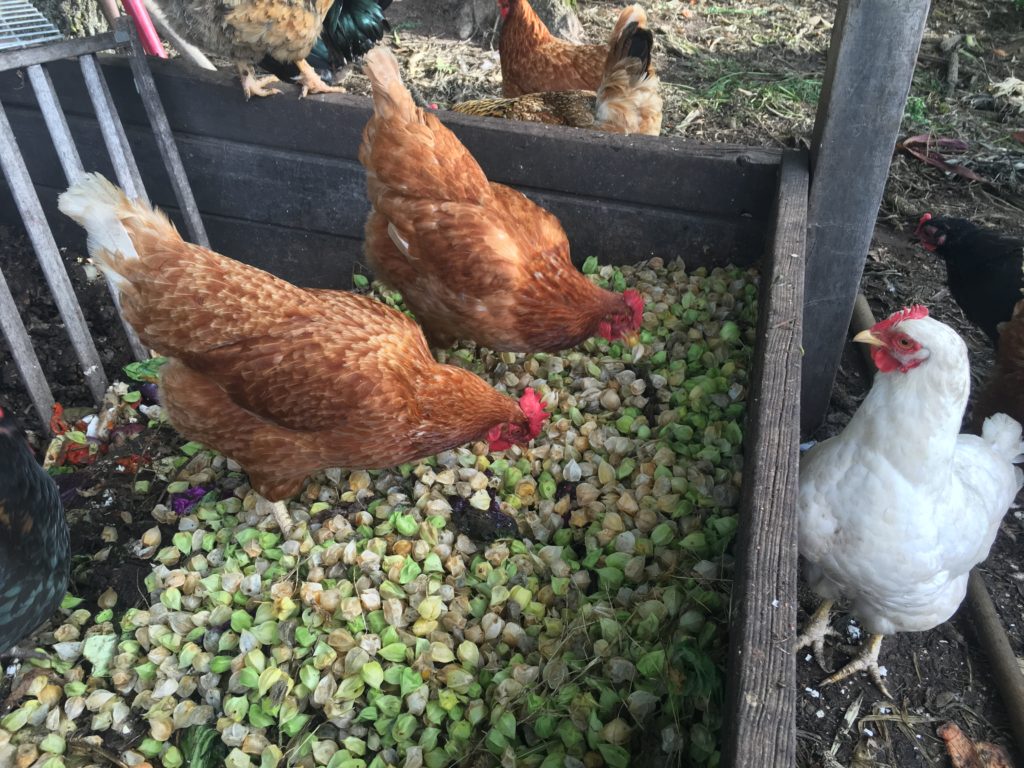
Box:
[58,174,549,537]
[972,297,1024,432]
[499,0,647,97]
[914,213,1024,346]
[258,0,392,89]
[0,405,69,658]
[795,306,1023,697]
[142,0,343,99]
[453,20,662,136]
[359,47,645,353]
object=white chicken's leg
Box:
[821,633,892,699]
[793,599,839,671]
[294,59,347,98]
[255,495,294,538]
[238,63,281,100]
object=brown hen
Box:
[454,20,661,136]
[359,47,645,353]
[58,173,548,535]
[972,298,1024,432]
[143,0,344,98]
[498,0,647,97]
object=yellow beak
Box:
[852,329,885,347]
[621,332,641,348]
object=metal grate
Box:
[0,16,208,432]
[0,0,62,51]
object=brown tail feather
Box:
[595,20,662,135]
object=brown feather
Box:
[971,298,1024,432]
[59,174,533,502]
[360,48,640,353]
[498,0,646,97]
[454,19,661,136]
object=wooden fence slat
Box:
[721,149,807,768]
[0,101,109,403]
[800,0,930,436]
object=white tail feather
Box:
[58,173,178,295]
[58,173,138,292]
[981,412,1024,463]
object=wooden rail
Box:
[1,57,783,287]
[722,149,807,768]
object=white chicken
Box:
[796,305,1023,697]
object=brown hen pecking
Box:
[498,0,647,97]
[143,0,344,99]
[58,173,548,535]
[359,47,645,353]
[454,20,662,136]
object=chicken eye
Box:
[896,337,913,348]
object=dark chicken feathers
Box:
[915,214,1024,346]
[0,406,69,654]
[260,0,392,83]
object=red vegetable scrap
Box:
[49,402,71,436]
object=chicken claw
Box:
[294,59,347,98]
[793,599,839,672]
[255,496,294,538]
[238,64,282,100]
[821,633,892,699]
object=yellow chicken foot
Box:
[793,599,839,672]
[238,64,281,100]
[294,58,347,98]
[255,495,294,538]
[821,633,892,699]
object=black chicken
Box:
[260,0,393,86]
[0,405,69,656]
[914,213,1024,346]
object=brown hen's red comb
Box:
[519,388,550,437]
[873,305,929,333]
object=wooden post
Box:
[800,0,930,437]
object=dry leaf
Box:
[897,135,988,184]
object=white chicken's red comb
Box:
[874,305,929,333]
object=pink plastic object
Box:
[121,0,168,58]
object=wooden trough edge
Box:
[1,55,784,219]
[721,148,807,768]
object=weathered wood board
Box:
[722,149,806,768]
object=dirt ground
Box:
[2,0,1023,765]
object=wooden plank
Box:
[4,107,766,269]
[721,149,807,768]
[124,23,210,247]
[800,0,930,437]
[0,57,782,220]
[27,62,150,362]
[10,183,366,290]
[0,27,128,73]
[0,262,55,432]
[0,101,109,403]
